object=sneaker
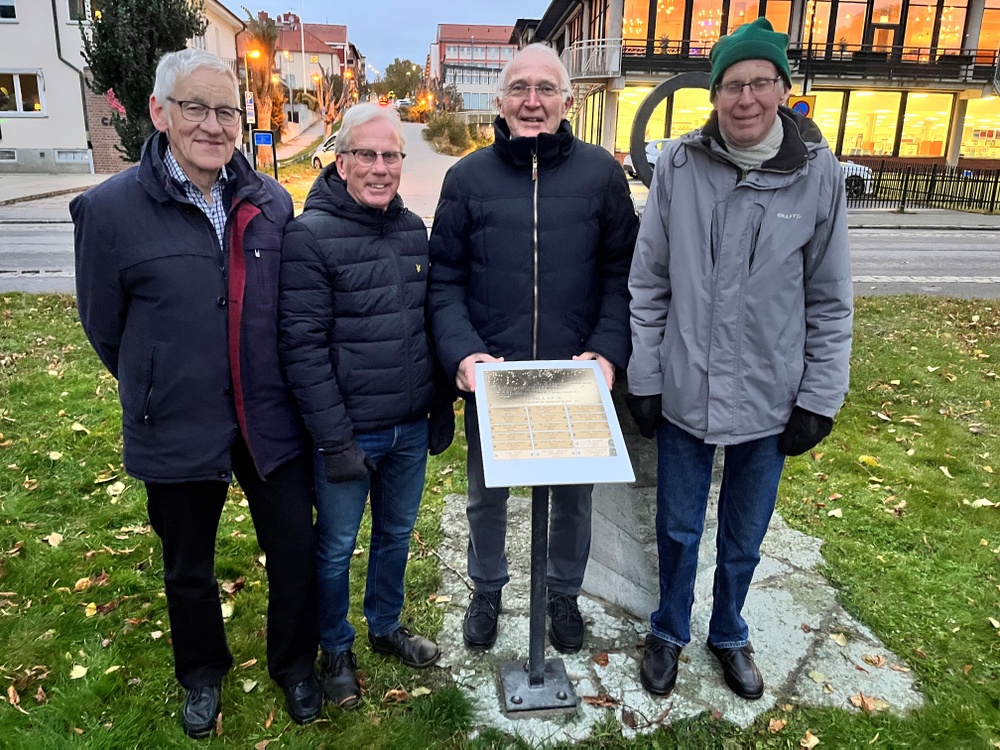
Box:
[180,683,221,739]
[283,673,322,724]
[319,650,361,709]
[463,589,502,648]
[368,626,440,669]
[547,591,584,653]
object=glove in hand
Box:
[428,397,456,456]
[322,442,376,483]
[777,406,833,456]
[625,394,663,439]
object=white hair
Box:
[498,43,571,96]
[335,103,406,152]
[152,48,238,105]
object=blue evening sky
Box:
[221,1,549,75]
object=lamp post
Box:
[312,72,324,121]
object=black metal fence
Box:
[843,161,1000,212]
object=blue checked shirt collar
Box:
[164,146,232,251]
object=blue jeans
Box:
[314,417,428,654]
[650,420,785,649]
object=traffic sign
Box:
[244,91,256,125]
[253,130,273,147]
[788,95,816,119]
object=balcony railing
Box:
[617,37,998,85]
[561,39,623,80]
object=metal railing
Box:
[560,39,623,80]
[615,38,997,84]
[843,160,1000,212]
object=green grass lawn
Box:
[1,294,999,748]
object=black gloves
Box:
[777,406,833,456]
[428,396,456,456]
[625,394,663,439]
[321,442,376,483]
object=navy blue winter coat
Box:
[277,168,435,451]
[72,131,306,483]
[428,118,639,381]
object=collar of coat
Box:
[693,106,826,173]
[492,116,576,168]
[301,166,407,227]
[135,131,281,223]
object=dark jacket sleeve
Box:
[71,191,126,379]
[278,219,355,451]
[427,167,489,380]
[585,158,639,371]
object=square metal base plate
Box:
[499,658,578,714]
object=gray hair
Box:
[498,43,571,97]
[152,48,239,105]
[335,103,406,153]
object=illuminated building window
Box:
[762,0,792,34]
[843,90,901,156]
[979,1,1000,63]
[961,96,1000,158]
[899,93,953,156]
[812,90,845,149]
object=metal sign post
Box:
[252,129,278,180]
[473,360,635,716]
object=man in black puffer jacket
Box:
[428,44,639,654]
[279,104,453,709]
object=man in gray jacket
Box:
[626,18,852,700]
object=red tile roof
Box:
[436,24,515,43]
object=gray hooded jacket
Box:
[628,107,853,445]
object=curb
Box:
[848,224,1000,230]
[0,186,93,206]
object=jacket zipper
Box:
[143,347,157,423]
[532,149,539,360]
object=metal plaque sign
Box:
[474,360,635,488]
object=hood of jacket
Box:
[492,116,576,169]
[683,106,828,174]
[302,166,408,228]
[135,130,282,221]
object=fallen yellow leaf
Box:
[858,455,880,467]
[84,602,97,617]
[827,508,843,518]
[48,451,62,461]
[829,632,848,647]
[69,665,88,680]
[104,665,121,674]
[411,686,431,697]
[800,730,820,749]
[769,718,787,733]
[45,532,63,547]
[939,466,954,479]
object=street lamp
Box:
[312,73,324,119]
[243,48,261,151]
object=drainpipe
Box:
[50,0,90,161]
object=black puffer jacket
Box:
[278,168,434,451]
[428,118,639,381]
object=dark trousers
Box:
[145,436,318,690]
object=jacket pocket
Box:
[142,346,157,423]
[120,344,157,426]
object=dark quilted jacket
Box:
[278,168,434,450]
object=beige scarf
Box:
[722,117,784,171]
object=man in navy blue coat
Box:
[72,49,321,738]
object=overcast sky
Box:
[221,1,550,75]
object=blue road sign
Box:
[253,131,273,147]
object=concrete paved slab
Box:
[434,492,922,745]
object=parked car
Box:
[395,98,412,109]
[840,159,874,199]
[312,133,337,170]
[623,139,671,178]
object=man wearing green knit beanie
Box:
[626,16,853,703]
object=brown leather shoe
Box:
[707,640,764,700]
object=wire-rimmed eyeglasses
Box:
[346,149,406,166]
[167,97,243,127]
[503,83,565,99]
[715,78,782,100]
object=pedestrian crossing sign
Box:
[788,95,816,119]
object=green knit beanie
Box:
[709,18,791,96]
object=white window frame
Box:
[0,70,47,116]
[0,0,16,22]
[67,0,101,23]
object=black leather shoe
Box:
[181,684,221,739]
[463,589,501,648]
[369,627,440,669]
[707,640,764,700]
[640,634,682,696]
[547,591,584,653]
[319,650,361,709]
[283,673,323,724]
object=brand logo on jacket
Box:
[776,212,802,220]
[416,263,422,273]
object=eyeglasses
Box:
[503,83,564,99]
[346,149,405,166]
[715,78,782,99]
[167,97,243,127]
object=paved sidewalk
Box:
[275,118,326,162]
